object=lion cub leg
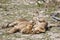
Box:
[7,26,19,34]
[20,28,32,34]
[20,24,33,34]
[32,27,46,34]
[39,27,46,33]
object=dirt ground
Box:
[0,0,60,40]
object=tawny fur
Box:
[32,18,48,34]
[7,18,33,34]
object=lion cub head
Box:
[32,17,48,34]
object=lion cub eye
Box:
[39,21,42,23]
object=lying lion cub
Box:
[6,17,50,34]
[7,18,33,34]
[7,18,48,34]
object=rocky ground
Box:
[0,0,60,40]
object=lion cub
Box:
[7,18,33,34]
[32,18,48,34]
